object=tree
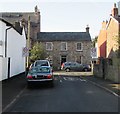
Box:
[92,36,98,47]
[30,42,46,62]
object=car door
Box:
[70,62,78,71]
[78,64,84,71]
[75,62,83,71]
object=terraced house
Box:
[37,26,92,70]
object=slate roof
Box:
[0,12,38,24]
[0,18,23,35]
[37,32,91,42]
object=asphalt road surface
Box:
[3,76,119,112]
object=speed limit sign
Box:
[22,47,29,57]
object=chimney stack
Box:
[86,25,89,33]
[15,22,22,33]
[102,20,108,30]
[111,3,118,17]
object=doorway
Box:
[61,55,67,65]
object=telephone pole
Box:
[26,15,30,68]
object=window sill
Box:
[60,50,68,52]
[76,50,83,52]
[46,50,53,51]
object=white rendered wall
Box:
[0,21,6,57]
[0,20,26,80]
[7,28,26,77]
[0,21,8,81]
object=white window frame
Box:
[76,42,83,51]
[46,42,53,51]
[61,42,67,51]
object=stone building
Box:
[37,27,92,70]
[0,6,40,46]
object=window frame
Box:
[46,42,53,51]
[61,42,67,51]
[76,42,83,51]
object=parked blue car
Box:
[27,66,54,87]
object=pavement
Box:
[1,71,120,113]
[2,73,26,112]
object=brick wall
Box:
[107,17,119,58]
[97,21,107,58]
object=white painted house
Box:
[0,18,26,81]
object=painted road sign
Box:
[22,47,29,57]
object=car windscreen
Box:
[35,61,49,66]
[30,67,50,73]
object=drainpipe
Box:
[5,26,12,79]
[5,26,12,57]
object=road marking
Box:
[63,77,67,80]
[60,80,62,83]
[2,86,27,112]
[63,77,75,81]
[79,78,87,82]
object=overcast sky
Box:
[0,0,119,38]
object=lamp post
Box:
[26,15,30,68]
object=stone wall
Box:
[40,41,91,70]
[93,57,120,83]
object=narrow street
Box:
[1,1,120,114]
[2,74,119,112]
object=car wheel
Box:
[66,68,70,72]
[84,68,88,72]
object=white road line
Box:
[79,78,87,82]
[63,77,67,80]
[60,80,62,83]
[2,86,27,112]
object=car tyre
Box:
[84,68,88,72]
[66,68,70,72]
